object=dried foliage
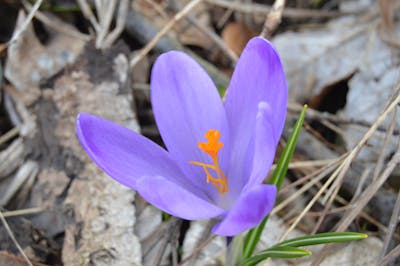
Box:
[0,0,399,265]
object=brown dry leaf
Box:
[4,10,86,102]
[222,22,257,56]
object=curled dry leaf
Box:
[222,22,257,56]
[5,10,86,100]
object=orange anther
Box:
[190,129,228,194]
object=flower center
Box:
[190,129,228,194]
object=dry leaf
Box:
[222,22,257,55]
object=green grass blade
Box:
[273,232,368,248]
[240,246,311,266]
[243,105,308,259]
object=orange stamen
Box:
[189,129,228,194]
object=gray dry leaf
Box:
[49,45,142,265]
[273,13,400,161]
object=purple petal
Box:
[224,37,287,192]
[246,102,278,188]
[76,113,198,194]
[151,51,229,201]
[212,184,277,236]
[136,175,224,220]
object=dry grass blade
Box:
[77,0,128,48]
[206,0,349,19]
[185,16,238,64]
[0,210,33,266]
[130,0,204,68]
[95,0,117,47]
[372,110,397,182]
[378,244,400,266]
[178,235,217,265]
[272,157,344,215]
[279,159,345,241]
[281,89,400,243]
[310,89,400,265]
[0,127,19,146]
[288,102,400,135]
[335,93,400,233]
[103,0,129,47]
[22,1,90,41]
[143,0,238,64]
[3,207,45,217]
[380,188,400,259]
[9,0,43,44]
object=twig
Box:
[9,0,44,44]
[206,0,349,19]
[0,210,33,266]
[130,0,204,68]
[260,0,285,38]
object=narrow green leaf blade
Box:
[269,104,308,190]
[273,232,368,248]
[241,246,311,266]
[243,105,308,259]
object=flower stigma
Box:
[190,129,228,194]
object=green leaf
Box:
[228,234,245,266]
[162,212,171,221]
[217,85,227,97]
[269,105,308,190]
[243,105,308,259]
[240,246,311,266]
[273,232,368,248]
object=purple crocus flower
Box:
[76,37,287,236]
